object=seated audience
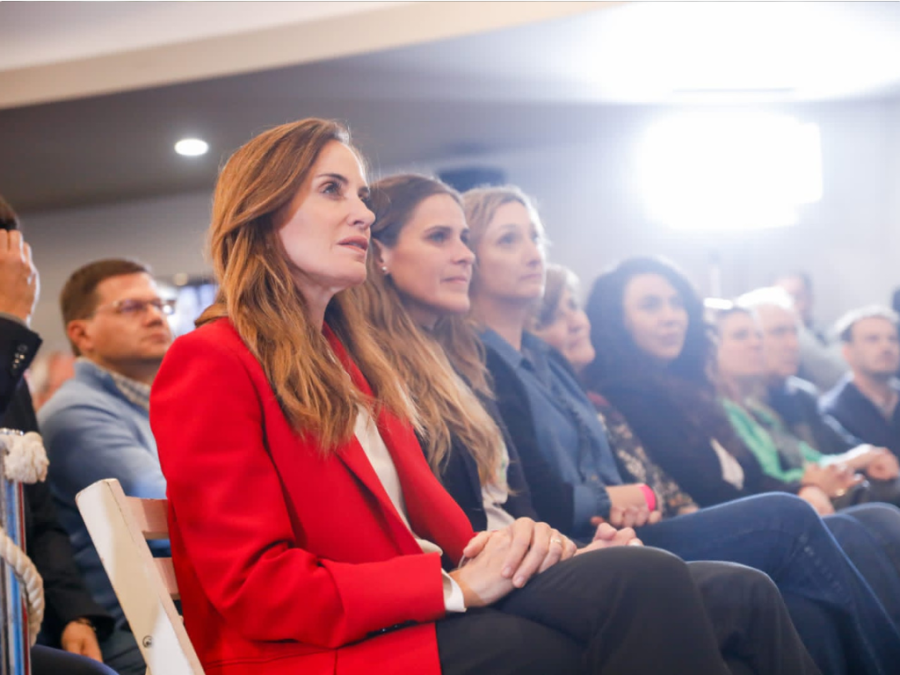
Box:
[774,272,847,391]
[531,264,698,518]
[584,257,828,512]
[581,255,900,622]
[1,198,122,675]
[737,288,900,495]
[713,304,881,507]
[149,118,745,675]
[38,259,173,674]
[359,174,842,673]
[462,188,900,673]
[821,307,900,457]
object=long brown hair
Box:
[199,118,411,449]
[358,174,503,484]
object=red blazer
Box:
[150,319,476,675]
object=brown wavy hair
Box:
[198,118,412,449]
[358,174,503,484]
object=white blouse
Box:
[354,407,466,613]
[482,440,516,532]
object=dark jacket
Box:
[2,369,114,645]
[821,376,900,457]
[0,316,41,416]
[427,393,538,533]
[598,375,801,508]
[768,376,860,456]
[484,342,594,535]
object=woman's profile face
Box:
[275,140,375,300]
[716,311,765,381]
[533,285,596,373]
[377,194,475,329]
[622,273,689,364]
[472,201,546,305]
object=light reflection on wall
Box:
[638,112,823,232]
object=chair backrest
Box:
[76,478,204,675]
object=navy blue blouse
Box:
[480,329,623,535]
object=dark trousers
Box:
[687,560,819,675]
[436,546,816,675]
[31,645,118,675]
[638,493,900,675]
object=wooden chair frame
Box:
[77,478,204,675]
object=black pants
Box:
[436,547,818,675]
[688,561,819,675]
[32,645,118,675]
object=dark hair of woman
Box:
[582,255,747,463]
[583,255,710,388]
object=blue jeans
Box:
[824,503,900,631]
[838,502,900,578]
[637,493,900,675]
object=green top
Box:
[722,397,823,483]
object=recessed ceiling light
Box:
[175,138,209,157]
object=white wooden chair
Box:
[76,478,204,675]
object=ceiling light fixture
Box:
[175,138,209,157]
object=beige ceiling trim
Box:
[0,1,614,110]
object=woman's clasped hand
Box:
[452,518,577,605]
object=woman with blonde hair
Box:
[148,122,738,675]
[359,173,835,675]
[464,185,900,675]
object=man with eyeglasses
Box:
[38,259,175,675]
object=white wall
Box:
[23,191,212,348]
[21,97,900,347]
[424,99,900,325]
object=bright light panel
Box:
[175,138,209,157]
[638,113,822,231]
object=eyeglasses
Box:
[92,297,177,318]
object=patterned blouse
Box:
[588,392,699,518]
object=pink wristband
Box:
[638,484,657,512]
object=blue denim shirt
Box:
[38,359,169,628]
[480,329,623,535]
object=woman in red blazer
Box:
[150,118,742,675]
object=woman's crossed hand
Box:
[451,518,577,607]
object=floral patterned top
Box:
[588,391,699,518]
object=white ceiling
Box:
[3,1,900,212]
[0,2,603,108]
[0,2,398,70]
[358,1,900,104]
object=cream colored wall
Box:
[20,98,900,346]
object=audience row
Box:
[3,118,900,675]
